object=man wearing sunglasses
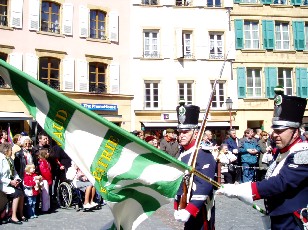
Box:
[218,90,308,230]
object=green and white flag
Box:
[0,59,191,229]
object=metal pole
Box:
[229,110,232,129]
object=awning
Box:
[141,122,238,130]
[0,112,33,121]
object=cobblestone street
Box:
[2,194,265,230]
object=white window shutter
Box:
[79,5,88,38]
[62,3,73,36]
[195,31,208,59]
[109,62,120,94]
[9,53,22,70]
[160,0,175,5]
[108,11,119,43]
[176,29,183,58]
[29,0,40,31]
[76,59,88,92]
[10,0,23,28]
[193,0,207,6]
[226,30,236,60]
[24,53,38,79]
[62,58,75,91]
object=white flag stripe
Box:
[133,186,171,206]
[110,198,148,230]
[65,110,108,184]
[29,83,49,127]
[107,142,147,180]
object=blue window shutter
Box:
[234,0,241,3]
[237,67,246,98]
[235,20,244,50]
[265,67,277,98]
[296,68,308,98]
[263,20,275,50]
[292,0,302,5]
[293,21,305,51]
[261,0,272,4]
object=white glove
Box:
[173,210,178,220]
[175,209,191,222]
[217,182,253,205]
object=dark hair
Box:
[0,143,12,156]
[38,148,49,159]
[227,128,236,135]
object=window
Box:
[90,10,106,40]
[275,22,289,50]
[142,0,158,5]
[303,0,308,5]
[0,52,8,88]
[247,68,261,97]
[278,68,292,95]
[273,0,286,4]
[41,1,60,34]
[209,33,223,59]
[207,0,221,7]
[179,82,193,105]
[305,24,308,49]
[176,0,190,6]
[0,0,8,26]
[145,82,159,109]
[39,57,60,90]
[143,31,159,58]
[244,21,259,49]
[211,81,225,108]
[183,32,193,58]
[89,62,107,93]
[241,0,258,3]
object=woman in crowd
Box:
[257,131,273,181]
[0,143,26,224]
[217,144,237,184]
[14,136,33,181]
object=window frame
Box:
[41,1,60,34]
[88,62,107,93]
[178,81,193,105]
[244,21,260,49]
[278,68,293,95]
[0,0,8,26]
[144,81,159,109]
[246,68,262,98]
[143,30,160,58]
[39,57,61,90]
[183,31,194,59]
[209,32,223,59]
[89,9,107,40]
[305,23,308,50]
[275,22,290,50]
[211,81,226,109]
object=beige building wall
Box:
[0,0,133,133]
[231,3,308,135]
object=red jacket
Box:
[23,172,40,196]
[39,159,53,185]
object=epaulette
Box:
[293,150,308,165]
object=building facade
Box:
[0,0,133,136]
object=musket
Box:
[180,49,230,209]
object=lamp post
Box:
[225,97,233,129]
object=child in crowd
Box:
[23,164,40,219]
[38,149,52,213]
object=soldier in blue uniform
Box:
[173,102,216,230]
[218,92,308,230]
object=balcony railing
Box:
[143,51,160,58]
[142,0,158,5]
[176,0,191,6]
[183,53,195,59]
[89,85,107,94]
[209,54,224,59]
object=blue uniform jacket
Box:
[175,147,216,216]
[223,137,238,152]
[252,149,308,216]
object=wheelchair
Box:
[57,180,84,211]
[57,180,104,211]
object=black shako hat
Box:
[176,101,200,130]
[271,92,307,129]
